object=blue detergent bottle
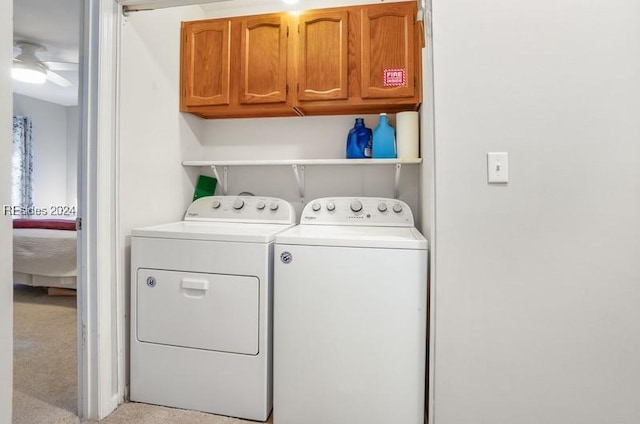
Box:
[372,113,397,158]
[346,118,372,159]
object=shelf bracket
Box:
[210,165,229,195]
[291,164,305,202]
[394,163,402,199]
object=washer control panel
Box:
[184,196,295,224]
[301,197,414,227]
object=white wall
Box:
[431,0,640,423]
[197,114,419,217]
[119,5,206,234]
[1,0,14,421]
[67,106,79,208]
[13,94,75,211]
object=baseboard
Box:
[47,287,77,296]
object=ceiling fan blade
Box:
[46,70,72,87]
[44,61,78,71]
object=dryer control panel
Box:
[301,197,414,227]
[185,196,296,224]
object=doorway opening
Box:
[11,0,81,421]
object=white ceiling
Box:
[12,0,81,106]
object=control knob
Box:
[350,200,363,213]
[233,199,245,210]
[211,200,221,209]
[392,203,403,213]
[269,202,279,211]
[256,201,266,210]
[377,203,388,212]
[311,202,321,212]
[326,202,336,212]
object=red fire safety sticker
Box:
[383,68,407,87]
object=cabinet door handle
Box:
[181,278,209,291]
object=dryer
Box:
[130,195,296,421]
[273,197,428,424]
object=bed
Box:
[13,219,77,290]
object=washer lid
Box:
[275,224,428,250]
[132,221,296,243]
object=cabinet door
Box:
[361,3,416,99]
[297,10,348,102]
[181,20,231,107]
[239,15,289,105]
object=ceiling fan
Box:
[12,41,77,87]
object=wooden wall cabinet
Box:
[181,14,296,118]
[180,1,421,119]
[295,1,420,116]
[181,20,231,107]
[361,3,417,100]
[239,15,289,105]
[297,10,349,102]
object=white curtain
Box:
[12,116,34,215]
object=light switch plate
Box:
[487,152,509,183]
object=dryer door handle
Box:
[181,278,209,292]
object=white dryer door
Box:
[137,269,259,355]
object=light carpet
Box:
[83,402,273,424]
[13,284,78,424]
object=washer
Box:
[273,197,428,424]
[130,195,296,421]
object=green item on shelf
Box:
[193,175,217,201]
